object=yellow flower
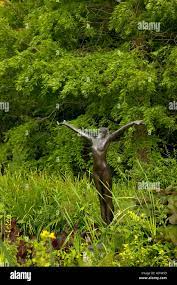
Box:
[40,230,50,239]
[49,232,56,240]
[159,249,164,255]
[128,211,140,222]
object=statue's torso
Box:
[91,138,109,171]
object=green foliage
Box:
[0,239,17,266]
[0,171,175,267]
[0,0,177,176]
[0,172,100,235]
[130,156,177,188]
[0,0,177,268]
[110,0,177,38]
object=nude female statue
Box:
[58,120,144,224]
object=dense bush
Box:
[0,0,177,179]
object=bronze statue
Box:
[58,120,144,224]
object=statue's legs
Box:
[93,167,114,224]
[93,172,107,223]
[102,167,114,224]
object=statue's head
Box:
[98,127,109,139]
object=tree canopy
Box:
[0,0,177,185]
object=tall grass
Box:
[0,170,172,266]
[0,170,163,235]
[0,172,101,235]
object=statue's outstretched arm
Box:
[107,120,145,142]
[57,121,92,141]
